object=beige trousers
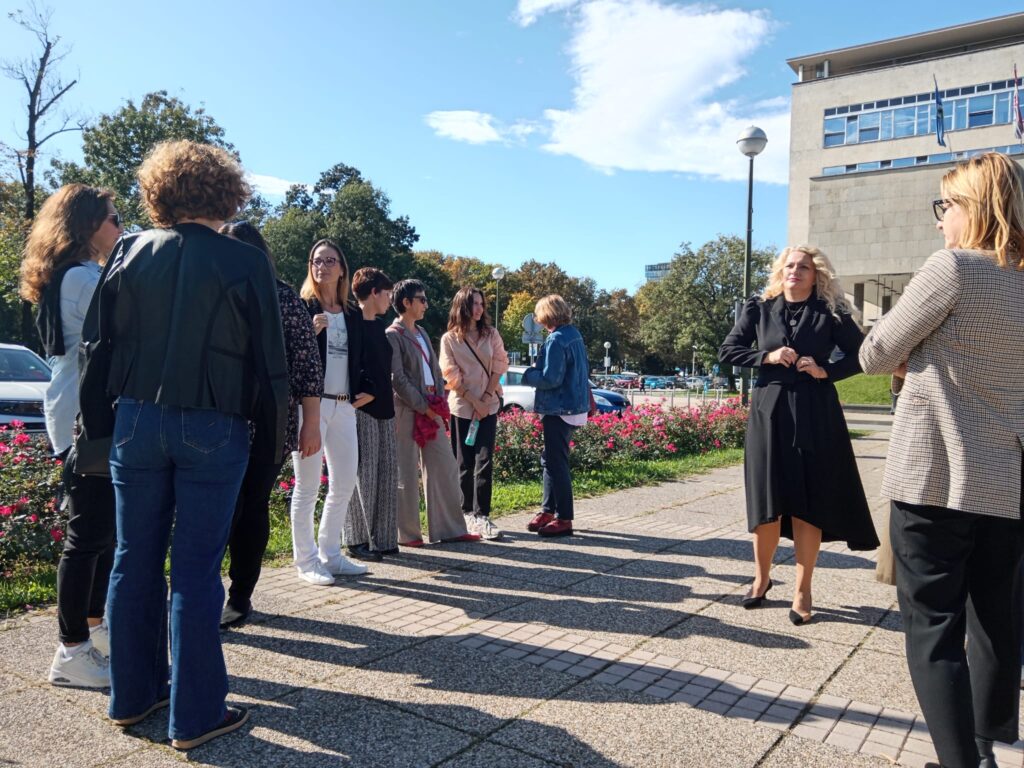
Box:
[394,404,468,542]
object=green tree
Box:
[499,291,537,363]
[49,91,232,228]
[637,234,773,376]
[0,181,31,344]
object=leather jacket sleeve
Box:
[247,262,289,463]
[77,244,123,442]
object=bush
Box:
[494,400,747,483]
[0,422,64,572]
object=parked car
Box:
[0,343,51,433]
[643,375,675,390]
[684,375,711,390]
[500,365,628,415]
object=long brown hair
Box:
[447,286,493,339]
[19,184,113,304]
[300,238,350,307]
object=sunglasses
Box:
[107,213,122,228]
[412,296,428,304]
[310,256,339,267]
[932,199,954,222]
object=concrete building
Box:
[787,13,1024,325]
[644,262,671,282]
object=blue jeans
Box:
[106,398,248,740]
[540,415,576,521]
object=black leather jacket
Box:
[79,223,289,462]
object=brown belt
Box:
[322,393,350,402]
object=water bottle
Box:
[465,418,480,447]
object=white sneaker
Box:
[476,516,503,541]
[90,620,110,658]
[322,554,368,577]
[296,561,335,586]
[464,514,478,534]
[48,644,110,688]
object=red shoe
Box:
[538,519,573,537]
[443,533,482,543]
[399,538,425,548]
[527,512,555,532]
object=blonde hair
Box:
[19,184,113,303]
[137,140,250,227]
[534,294,572,327]
[300,239,350,307]
[762,245,853,319]
[940,152,1024,268]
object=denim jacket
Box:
[523,323,590,415]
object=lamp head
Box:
[736,126,767,158]
[491,266,506,280]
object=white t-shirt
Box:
[560,412,588,427]
[413,330,435,387]
[45,261,102,453]
[322,311,350,396]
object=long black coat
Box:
[719,293,878,550]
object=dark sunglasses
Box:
[107,213,121,228]
[412,295,428,304]
[932,199,954,222]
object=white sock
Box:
[59,639,92,658]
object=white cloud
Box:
[424,110,503,144]
[247,173,308,197]
[425,111,544,145]
[514,0,581,26]
[538,0,790,183]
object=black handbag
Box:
[69,433,112,477]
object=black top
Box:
[35,261,86,357]
[79,223,289,462]
[359,316,395,420]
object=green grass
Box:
[834,373,893,406]
[4,448,748,608]
[1,561,57,615]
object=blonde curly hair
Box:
[137,140,250,227]
[762,245,853,319]
[19,184,113,304]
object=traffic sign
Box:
[521,314,545,345]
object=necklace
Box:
[783,300,807,328]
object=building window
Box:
[823,117,846,147]
[820,145,1021,176]
[893,107,916,138]
[968,94,994,127]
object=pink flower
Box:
[12,433,30,445]
[0,443,10,454]
[606,440,615,448]
[0,506,12,517]
[28,514,38,523]
[320,474,329,484]
[9,419,24,429]
[50,528,64,542]
[569,441,575,449]
[279,481,290,491]
[16,497,28,506]
[714,439,722,448]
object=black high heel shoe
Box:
[788,608,812,625]
[741,579,772,609]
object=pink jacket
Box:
[439,329,509,420]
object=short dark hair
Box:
[219,221,274,267]
[352,267,394,301]
[392,278,426,315]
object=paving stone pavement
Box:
[2,414,1023,767]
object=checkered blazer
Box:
[860,248,1024,519]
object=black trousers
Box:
[450,413,497,517]
[540,415,575,521]
[225,457,284,610]
[56,452,116,644]
[891,499,1024,768]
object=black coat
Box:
[79,224,289,463]
[304,297,372,399]
[719,293,878,550]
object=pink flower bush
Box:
[0,424,64,569]
[494,400,748,482]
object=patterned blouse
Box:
[277,280,323,455]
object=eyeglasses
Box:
[412,296,428,305]
[932,199,955,221]
[310,256,339,267]
[107,213,121,228]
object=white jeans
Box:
[289,399,358,568]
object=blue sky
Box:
[2,1,1021,292]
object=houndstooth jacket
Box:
[860,248,1024,519]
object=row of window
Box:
[824,91,1017,147]
[820,143,1024,177]
[824,77,1022,117]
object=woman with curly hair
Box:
[440,286,508,540]
[20,183,122,689]
[719,246,878,625]
[78,140,288,749]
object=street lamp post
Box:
[736,125,767,406]
[692,345,698,378]
[603,341,611,376]
[491,266,506,331]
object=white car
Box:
[499,365,626,415]
[0,343,51,433]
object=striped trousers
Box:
[345,410,398,552]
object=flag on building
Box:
[933,76,946,147]
[1014,64,1024,142]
